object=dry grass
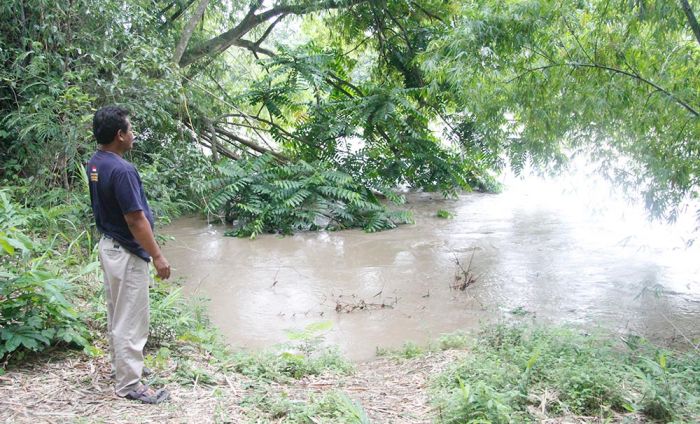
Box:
[0,349,248,423]
[266,350,468,423]
[0,347,465,424]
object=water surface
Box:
[162,189,700,360]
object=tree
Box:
[2,0,698,223]
[422,0,700,220]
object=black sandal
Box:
[124,384,170,404]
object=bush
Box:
[0,191,91,363]
[146,281,197,349]
[0,271,91,360]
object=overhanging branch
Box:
[507,62,699,117]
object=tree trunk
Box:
[173,0,211,64]
[205,118,219,163]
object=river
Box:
[162,177,700,360]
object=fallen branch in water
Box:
[334,294,398,313]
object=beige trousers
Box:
[98,236,150,396]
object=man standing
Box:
[88,106,170,404]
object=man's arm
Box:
[124,210,171,279]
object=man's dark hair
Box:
[93,106,130,145]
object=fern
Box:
[206,155,411,237]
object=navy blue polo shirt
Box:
[87,150,154,262]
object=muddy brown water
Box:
[162,191,700,361]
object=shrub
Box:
[0,191,91,363]
[0,271,91,360]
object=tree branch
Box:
[173,0,211,64]
[409,0,444,23]
[507,62,699,117]
[204,117,219,162]
[216,127,288,161]
[232,39,275,56]
[254,14,287,47]
[199,132,241,160]
[680,0,700,47]
[179,0,369,67]
[162,0,197,27]
[218,113,298,141]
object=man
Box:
[88,105,170,404]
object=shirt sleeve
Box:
[114,167,147,215]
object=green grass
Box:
[431,324,700,423]
[242,390,370,423]
[376,332,471,360]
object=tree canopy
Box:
[1,0,699,222]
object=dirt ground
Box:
[0,349,466,423]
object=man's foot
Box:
[123,384,170,404]
[110,366,152,379]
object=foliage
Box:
[434,332,470,351]
[0,191,92,362]
[422,0,700,220]
[0,271,91,361]
[376,331,471,359]
[146,280,197,349]
[231,321,353,383]
[376,341,425,360]
[134,140,213,224]
[205,154,413,237]
[0,0,191,193]
[432,325,700,423]
[2,0,699,223]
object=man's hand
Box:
[152,254,171,280]
[124,210,171,279]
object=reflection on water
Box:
[162,182,700,361]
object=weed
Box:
[432,324,700,422]
[0,191,93,362]
[436,209,453,219]
[377,341,424,359]
[451,249,477,291]
[376,332,471,359]
[174,359,217,386]
[434,332,470,351]
[146,280,196,349]
[232,345,353,383]
[231,322,354,382]
[244,389,370,423]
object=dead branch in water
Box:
[334,294,398,313]
[451,248,477,291]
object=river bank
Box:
[0,342,461,423]
[2,301,697,423]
